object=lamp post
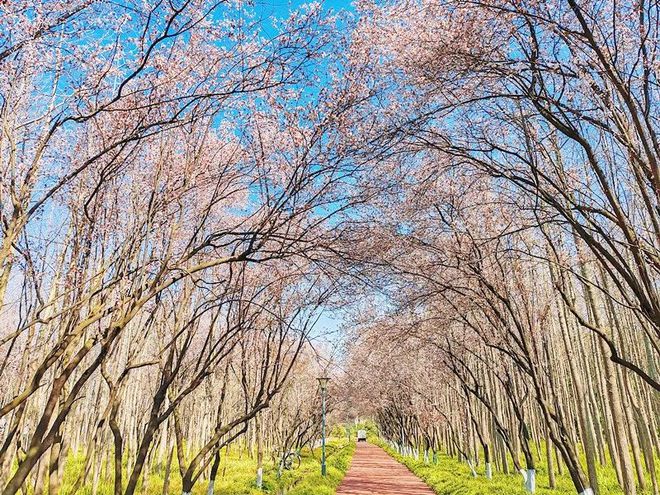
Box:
[317,377,330,476]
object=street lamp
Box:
[317,377,330,476]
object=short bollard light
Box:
[317,377,330,476]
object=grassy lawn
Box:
[53,437,355,495]
[273,438,355,495]
[372,437,659,495]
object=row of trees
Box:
[2,1,659,495]
[341,1,660,495]
[0,1,356,494]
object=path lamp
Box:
[317,377,330,476]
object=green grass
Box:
[372,437,659,495]
[57,453,265,495]
[27,428,660,495]
[274,440,355,495]
[52,437,354,495]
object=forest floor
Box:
[336,442,435,495]
[52,437,354,495]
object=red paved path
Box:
[336,443,435,495]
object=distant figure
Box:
[357,429,367,442]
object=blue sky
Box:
[259,0,355,349]
[259,0,354,27]
[263,0,352,14]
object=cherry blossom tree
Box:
[0,2,364,494]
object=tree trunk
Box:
[47,435,63,495]
[207,451,221,495]
[256,415,264,489]
[546,433,555,489]
[162,445,174,495]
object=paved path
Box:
[336,443,435,495]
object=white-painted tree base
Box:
[520,469,536,493]
[207,481,215,495]
[579,489,594,495]
[485,462,492,480]
[256,467,263,489]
